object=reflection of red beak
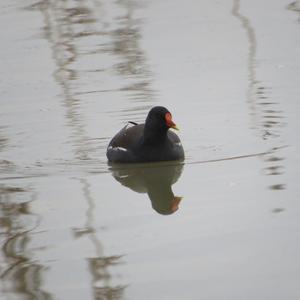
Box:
[171,196,183,213]
[165,112,179,130]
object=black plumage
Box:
[106,106,184,163]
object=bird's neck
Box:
[142,124,168,145]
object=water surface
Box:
[1,0,300,299]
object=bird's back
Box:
[107,123,144,163]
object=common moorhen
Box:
[106,106,184,163]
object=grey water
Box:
[1,0,300,299]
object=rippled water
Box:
[1,0,300,299]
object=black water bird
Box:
[106,106,184,163]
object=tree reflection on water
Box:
[16,0,155,298]
[232,0,287,193]
[0,186,52,299]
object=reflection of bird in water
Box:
[110,163,184,215]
